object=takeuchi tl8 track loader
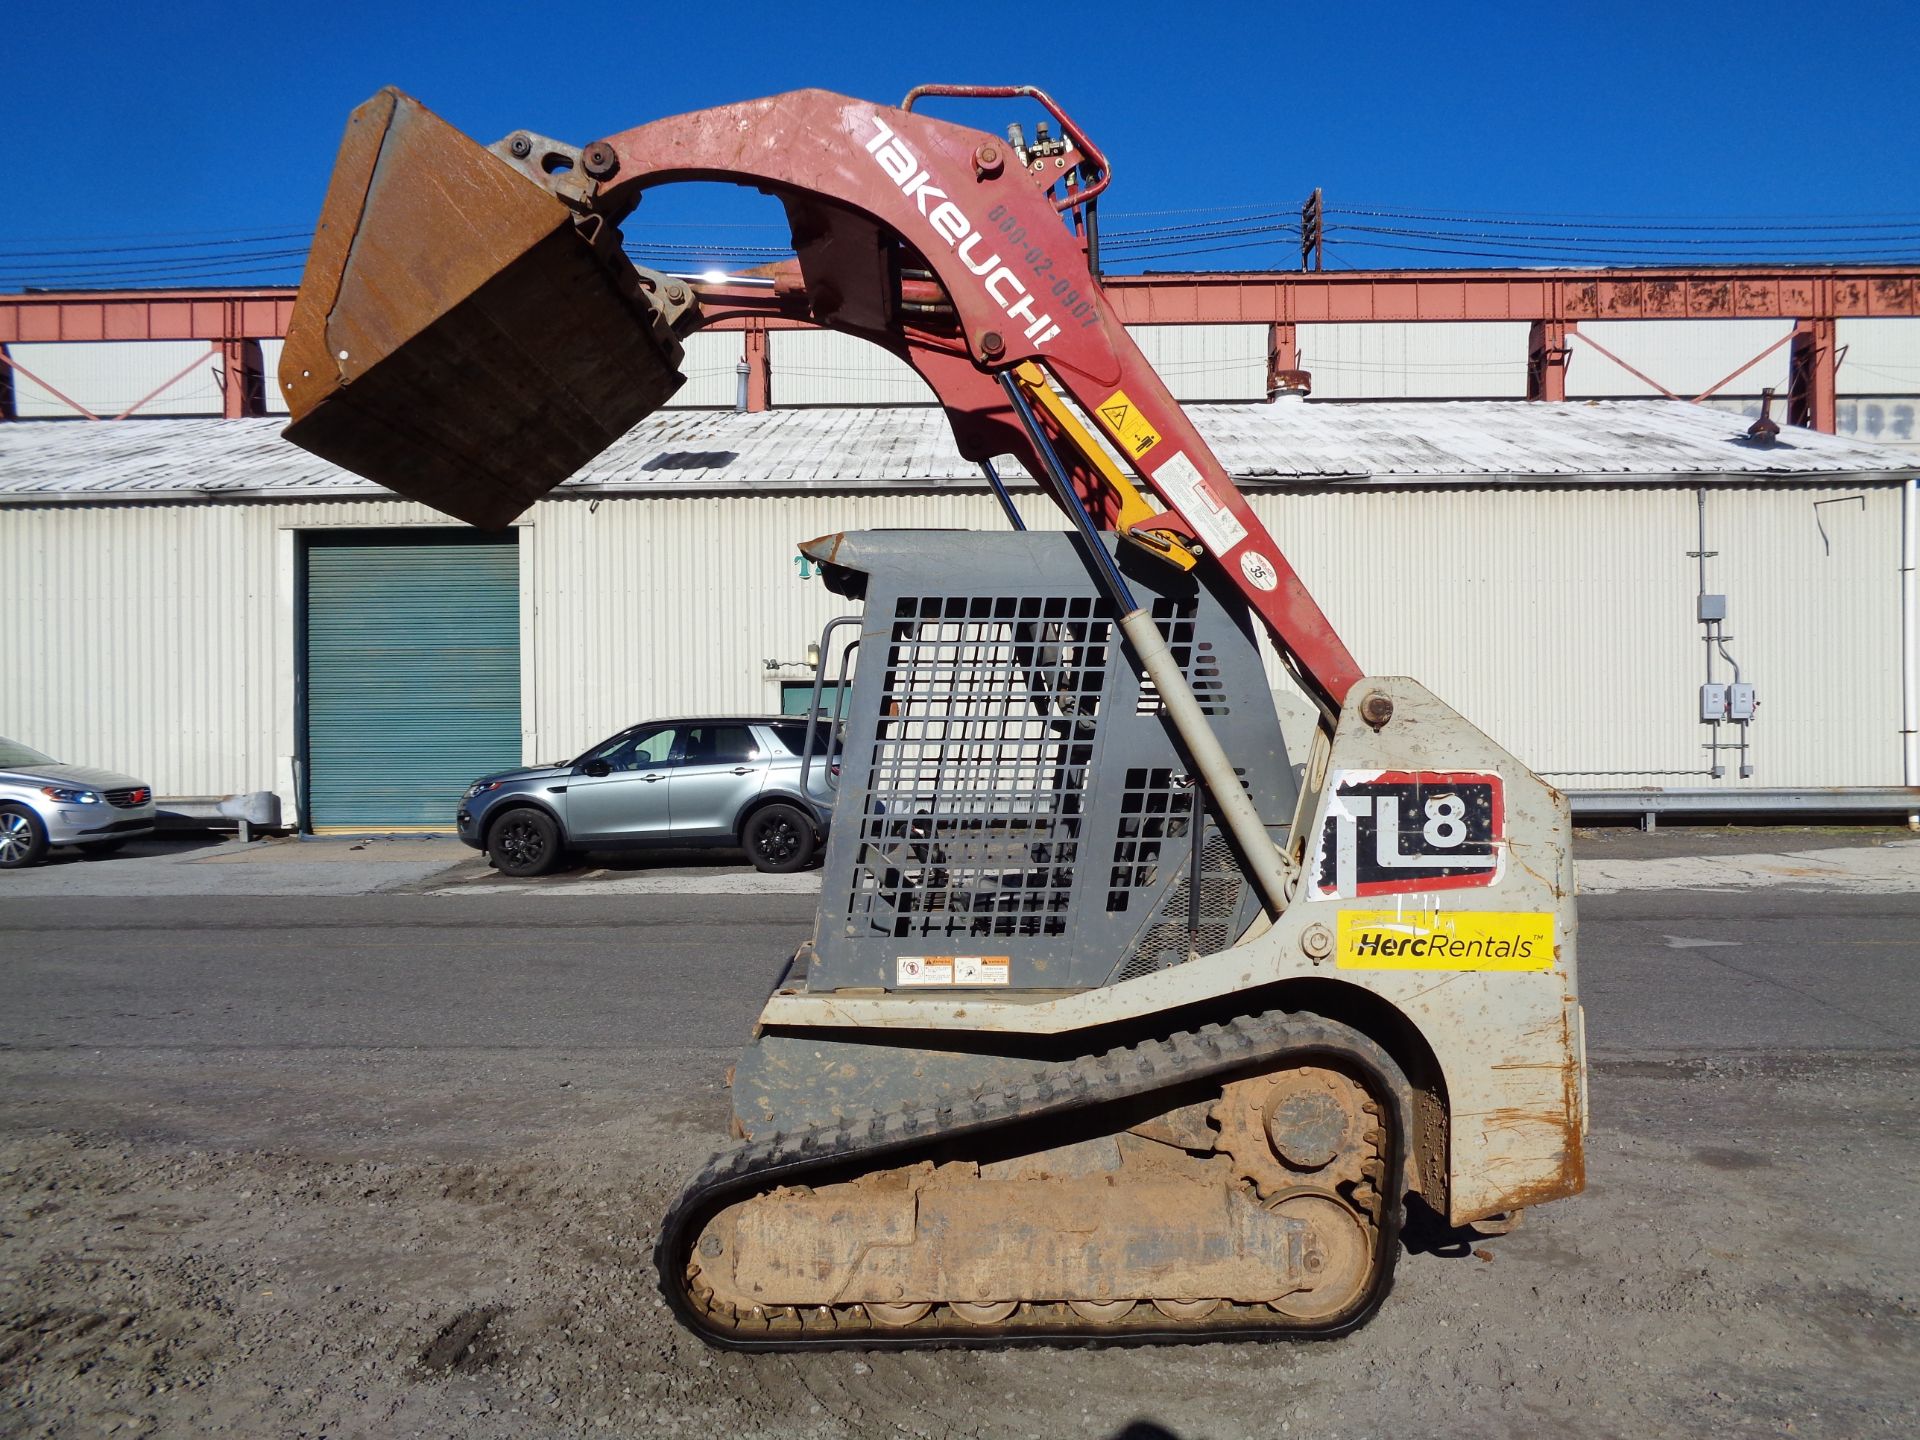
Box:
[281,84,1587,1348]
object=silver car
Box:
[455,716,837,876]
[0,736,157,868]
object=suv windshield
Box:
[581,725,679,771]
[0,738,55,767]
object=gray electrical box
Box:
[1698,594,1727,623]
[1728,683,1757,721]
[1700,683,1728,722]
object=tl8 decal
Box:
[1306,770,1504,900]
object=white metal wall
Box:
[31,318,1917,422]
[769,330,937,405]
[1838,318,1920,396]
[1567,319,1795,399]
[7,341,224,419]
[1245,484,1903,788]
[1125,324,1267,400]
[1835,318,1920,452]
[662,331,743,408]
[1296,323,1530,400]
[763,324,1269,404]
[0,498,455,806]
[261,338,289,415]
[0,482,1903,819]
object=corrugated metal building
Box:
[2,400,1913,829]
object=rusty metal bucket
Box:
[279,89,686,529]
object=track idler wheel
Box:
[1262,1192,1373,1321]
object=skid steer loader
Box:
[280,83,1586,1348]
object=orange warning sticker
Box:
[1095,389,1162,461]
[897,955,1012,986]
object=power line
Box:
[0,251,313,285]
[1332,206,1920,235]
[1331,221,1920,254]
[1321,232,1920,267]
[0,231,312,261]
[1329,201,1920,222]
[1101,209,1296,241]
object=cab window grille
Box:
[847,594,1112,939]
[1106,767,1191,912]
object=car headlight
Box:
[41,786,100,804]
[465,780,502,800]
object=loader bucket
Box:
[279,89,686,529]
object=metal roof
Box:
[0,400,1912,504]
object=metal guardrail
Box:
[1569,786,1920,828]
[154,791,282,841]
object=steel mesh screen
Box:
[1114,833,1246,981]
[846,594,1112,940]
[1107,767,1192,913]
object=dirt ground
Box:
[4,1045,1914,1440]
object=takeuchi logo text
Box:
[863,115,1063,349]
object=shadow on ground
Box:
[33,833,231,867]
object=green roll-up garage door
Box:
[303,530,520,831]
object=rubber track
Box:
[654,1010,1409,1351]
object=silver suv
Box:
[456,717,837,877]
[0,736,157,868]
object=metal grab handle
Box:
[800,615,864,793]
[898,83,1112,210]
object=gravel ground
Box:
[5,1050,1912,1440]
[3,862,1917,1439]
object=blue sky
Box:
[5,0,1916,283]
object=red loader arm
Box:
[580,89,1362,714]
[279,86,1364,715]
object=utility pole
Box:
[1300,188,1324,272]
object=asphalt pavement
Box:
[3,887,1916,1062]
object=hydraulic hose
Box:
[998,372,1290,914]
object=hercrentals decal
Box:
[864,115,1063,348]
[1336,910,1555,972]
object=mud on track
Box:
[3,1043,1915,1440]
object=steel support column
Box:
[742,318,771,411]
[1788,317,1838,433]
[0,345,12,421]
[219,337,266,418]
[1266,321,1305,397]
[1527,319,1573,402]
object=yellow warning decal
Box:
[1094,388,1162,461]
[1336,910,1555,972]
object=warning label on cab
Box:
[897,955,1011,986]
